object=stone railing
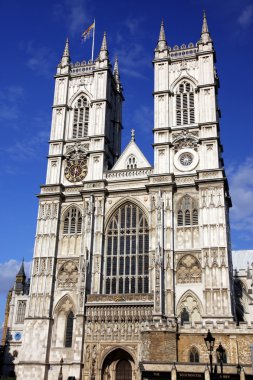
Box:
[105,168,153,180]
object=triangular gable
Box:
[112,140,152,171]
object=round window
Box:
[179,152,193,166]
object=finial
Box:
[156,19,168,51]
[199,10,212,44]
[131,129,135,141]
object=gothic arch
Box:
[170,74,198,92]
[68,89,92,107]
[104,197,148,229]
[101,347,136,380]
[177,290,203,323]
[54,293,76,316]
[176,254,202,284]
[53,294,76,348]
[61,203,83,218]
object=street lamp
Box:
[58,358,63,380]
[216,343,225,380]
[204,330,215,377]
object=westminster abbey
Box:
[1,12,253,380]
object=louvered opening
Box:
[185,210,191,225]
[177,210,183,226]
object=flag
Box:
[81,22,95,41]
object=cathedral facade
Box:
[2,13,253,380]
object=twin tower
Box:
[5,13,247,380]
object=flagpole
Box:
[91,19,95,62]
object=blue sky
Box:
[0,0,253,328]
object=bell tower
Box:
[46,32,123,186]
[153,13,234,322]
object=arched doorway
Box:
[102,348,134,380]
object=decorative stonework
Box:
[177,254,201,283]
[57,261,78,289]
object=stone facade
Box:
[2,13,253,380]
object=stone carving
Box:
[172,130,199,152]
[177,254,201,283]
[39,203,58,220]
[87,294,153,302]
[58,261,78,289]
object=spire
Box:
[99,32,109,61]
[131,129,135,141]
[17,259,25,277]
[199,10,212,44]
[156,20,168,51]
[60,38,70,66]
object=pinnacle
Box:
[200,10,212,43]
[63,37,70,57]
[159,19,166,42]
[100,32,108,51]
[113,56,119,77]
[156,19,167,51]
[202,10,209,34]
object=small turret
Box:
[15,259,26,295]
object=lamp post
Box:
[216,343,225,380]
[204,330,215,378]
[58,358,63,380]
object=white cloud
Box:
[132,105,153,132]
[238,5,253,28]
[0,260,31,296]
[20,41,57,77]
[0,86,24,122]
[4,130,48,161]
[229,157,253,238]
[115,42,150,79]
[53,0,91,35]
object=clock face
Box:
[65,158,87,182]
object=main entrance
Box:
[102,349,134,380]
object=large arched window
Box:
[176,81,195,126]
[65,311,74,347]
[63,207,82,235]
[177,195,198,227]
[104,203,149,294]
[72,96,89,138]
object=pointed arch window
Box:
[64,311,74,347]
[176,81,195,126]
[104,203,149,294]
[189,346,200,363]
[72,96,89,138]
[63,207,82,235]
[177,195,198,227]
[181,307,190,325]
[16,301,26,324]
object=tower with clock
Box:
[3,12,253,380]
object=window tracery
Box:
[58,261,78,289]
[176,81,195,125]
[177,254,201,284]
[177,195,198,227]
[104,203,149,294]
[178,292,202,324]
[63,207,82,235]
[72,95,89,138]
[189,346,200,363]
[16,301,26,324]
